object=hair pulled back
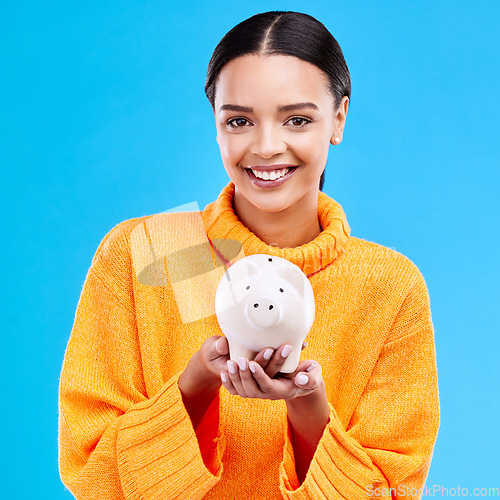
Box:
[205,11,351,191]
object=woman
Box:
[59,11,440,500]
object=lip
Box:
[246,164,298,172]
[244,165,298,189]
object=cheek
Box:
[218,134,247,165]
[292,135,330,171]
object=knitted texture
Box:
[58,181,440,499]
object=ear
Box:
[330,96,349,145]
[275,264,305,297]
[225,256,259,284]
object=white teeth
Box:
[250,168,290,180]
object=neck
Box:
[233,189,322,248]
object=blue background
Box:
[2,0,498,497]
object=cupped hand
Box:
[221,345,324,401]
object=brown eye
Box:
[286,117,311,127]
[228,117,249,128]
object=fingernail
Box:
[221,372,227,383]
[296,374,309,385]
[227,360,236,374]
[249,361,256,373]
[281,345,292,358]
[306,363,316,372]
[264,348,274,360]
[238,357,247,371]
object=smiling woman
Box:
[214,54,348,247]
[58,10,440,500]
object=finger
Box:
[215,336,229,356]
[295,359,317,374]
[252,347,275,370]
[204,336,230,373]
[279,359,308,379]
[203,336,228,361]
[279,358,316,379]
[220,370,238,396]
[294,362,323,391]
[248,361,299,400]
[237,357,262,398]
[247,361,275,395]
[253,342,306,371]
[226,359,246,396]
[263,344,294,378]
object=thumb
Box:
[294,362,322,389]
[295,373,310,387]
[215,336,229,355]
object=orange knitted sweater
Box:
[58,181,440,499]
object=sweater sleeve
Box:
[58,221,225,500]
[279,267,440,499]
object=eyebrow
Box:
[219,102,319,113]
[278,102,319,113]
[220,104,253,112]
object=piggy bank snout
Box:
[246,295,281,329]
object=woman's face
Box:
[214,54,347,214]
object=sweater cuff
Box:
[116,372,225,500]
[279,404,380,499]
[194,389,224,475]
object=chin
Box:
[243,188,299,214]
[253,200,291,213]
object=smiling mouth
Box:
[245,166,298,181]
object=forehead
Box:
[214,54,333,109]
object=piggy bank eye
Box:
[268,258,273,262]
[246,285,250,290]
[279,288,284,293]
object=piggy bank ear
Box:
[224,255,259,284]
[275,264,305,296]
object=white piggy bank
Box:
[215,254,315,373]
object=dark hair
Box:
[205,11,351,191]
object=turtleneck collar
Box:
[201,182,350,276]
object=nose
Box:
[250,124,287,159]
[246,295,281,329]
